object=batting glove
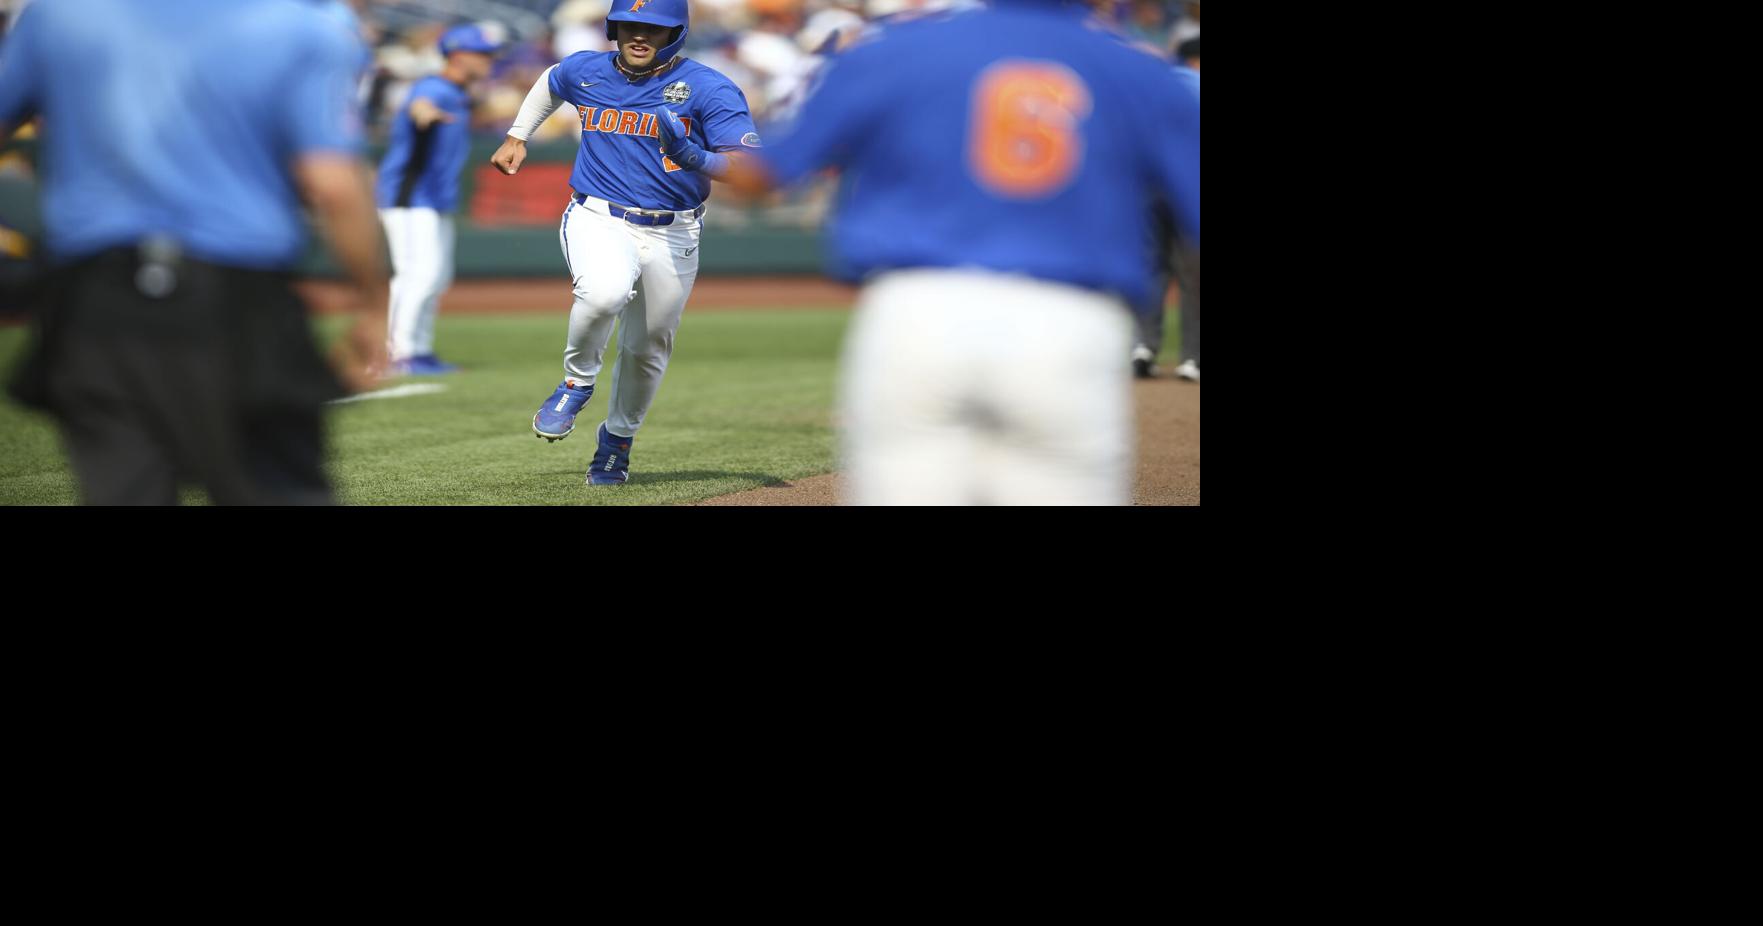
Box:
[658,108,727,176]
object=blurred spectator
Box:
[799,2,864,54]
[373,22,447,130]
[737,1,812,113]
[694,0,755,33]
[1176,34,1198,71]
[378,21,448,82]
[1169,0,1199,53]
[690,30,764,115]
[479,47,583,140]
[550,0,614,56]
[1123,0,1172,48]
[864,0,926,16]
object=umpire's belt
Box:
[573,192,704,227]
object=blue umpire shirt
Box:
[0,0,364,268]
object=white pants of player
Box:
[842,269,1135,506]
[380,208,455,362]
[557,194,702,438]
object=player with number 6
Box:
[727,0,1200,505]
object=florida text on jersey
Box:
[549,51,760,211]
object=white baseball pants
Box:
[557,194,702,438]
[842,269,1135,506]
[379,207,455,362]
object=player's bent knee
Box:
[571,279,636,314]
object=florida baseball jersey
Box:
[757,2,1200,307]
[0,0,363,268]
[549,52,759,212]
[376,76,474,211]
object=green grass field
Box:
[0,308,852,505]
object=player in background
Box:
[1169,35,1199,382]
[1130,34,1199,381]
[727,0,1199,505]
[0,0,389,505]
[377,21,505,376]
[489,0,760,486]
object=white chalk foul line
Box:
[328,383,450,405]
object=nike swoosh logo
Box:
[580,81,597,88]
[684,247,697,256]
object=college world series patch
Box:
[663,81,691,104]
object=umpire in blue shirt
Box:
[0,0,391,505]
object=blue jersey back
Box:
[0,0,363,268]
[757,4,1201,306]
[549,53,760,211]
[1175,65,1201,99]
[376,76,473,211]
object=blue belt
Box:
[573,192,703,227]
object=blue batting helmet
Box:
[605,0,689,66]
[439,22,507,56]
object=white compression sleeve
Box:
[507,66,565,141]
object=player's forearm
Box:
[409,97,449,131]
[721,153,778,196]
[507,65,565,141]
[698,150,735,180]
[294,154,389,306]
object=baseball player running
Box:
[728,0,1200,505]
[377,22,504,376]
[489,0,760,486]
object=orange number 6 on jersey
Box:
[967,60,1093,199]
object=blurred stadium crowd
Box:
[1,0,1197,225]
[351,0,1198,140]
[0,1,1198,140]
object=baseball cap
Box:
[439,21,508,55]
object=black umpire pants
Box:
[8,247,345,505]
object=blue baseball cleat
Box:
[414,354,460,373]
[587,424,632,485]
[532,379,595,441]
[390,354,460,376]
[400,354,459,375]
